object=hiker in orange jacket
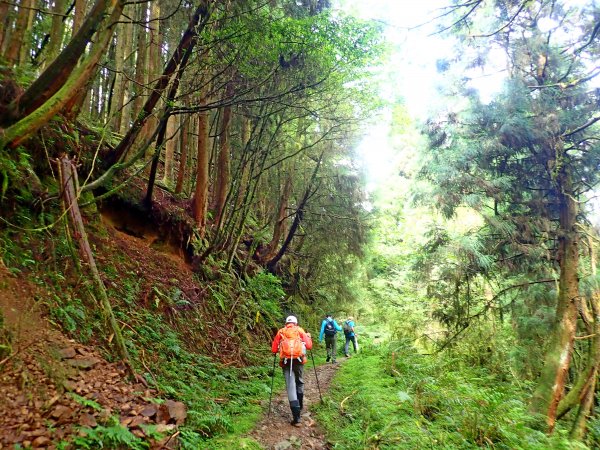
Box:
[271,315,313,426]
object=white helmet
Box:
[285,315,298,324]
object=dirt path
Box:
[249,358,341,450]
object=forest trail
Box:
[249,357,341,450]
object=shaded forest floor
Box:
[0,257,344,449]
[0,264,179,449]
[249,359,341,450]
[0,202,346,449]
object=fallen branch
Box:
[0,341,36,369]
[162,430,180,449]
[340,390,358,414]
[58,156,135,379]
[575,333,597,340]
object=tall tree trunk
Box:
[141,0,162,155]
[267,153,323,273]
[144,30,196,206]
[4,0,33,66]
[99,40,115,122]
[235,115,251,209]
[19,3,36,65]
[570,313,599,440]
[555,234,600,440]
[175,114,190,194]
[260,169,292,263]
[117,13,134,133]
[0,1,11,53]
[73,0,87,34]
[192,105,209,234]
[145,112,171,207]
[225,116,254,270]
[42,0,68,70]
[162,114,177,187]
[109,6,132,132]
[108,2,210,165]
[131,2,148,126]
[213,82,234,227]
[531,159,580,432]
[3,0,121,124]
[186,115,197,196]
[0,0,125,150]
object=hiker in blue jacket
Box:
[318,314,342,363]
[343,316,359,357]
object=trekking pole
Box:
[309,349,323,403]
[267,352,277,417]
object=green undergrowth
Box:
[315,341,586,450]
[0,212,297,448]
[120,306,283,449]
[88,266,291,448]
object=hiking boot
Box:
[345,354,350,357]
[291,406,302,426]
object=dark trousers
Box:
[325,335,337,361]
[281,359,305,407]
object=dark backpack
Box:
[324,320,336,336]
[343,321,352,335]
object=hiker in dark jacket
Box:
[343,316,359,357]
[318,314,342,363]
[272,315,313,426]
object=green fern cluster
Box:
[70,420,148,450]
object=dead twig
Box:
[340,390,358,414]
[0,340,37,369]
[160,430,180,449]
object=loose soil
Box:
[249,359,341,450]
[0,215,210,449]
[0,265,184,449]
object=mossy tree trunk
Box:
[260,168,292,263]
[141,0,162,156]
[73,0,87,34]
[3,0,121,124]
[0,1,11,52]
[555,234,600,439]
[162,114,178,187]
[131,2,148,133]
[175,112,190,195]
[267,152,323,273]
[531,147,580,432]
[20,3,36,65]
[144,33,197,206]
[0,0,125,150]
[41,0,68,71]
[109,6,133,132]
